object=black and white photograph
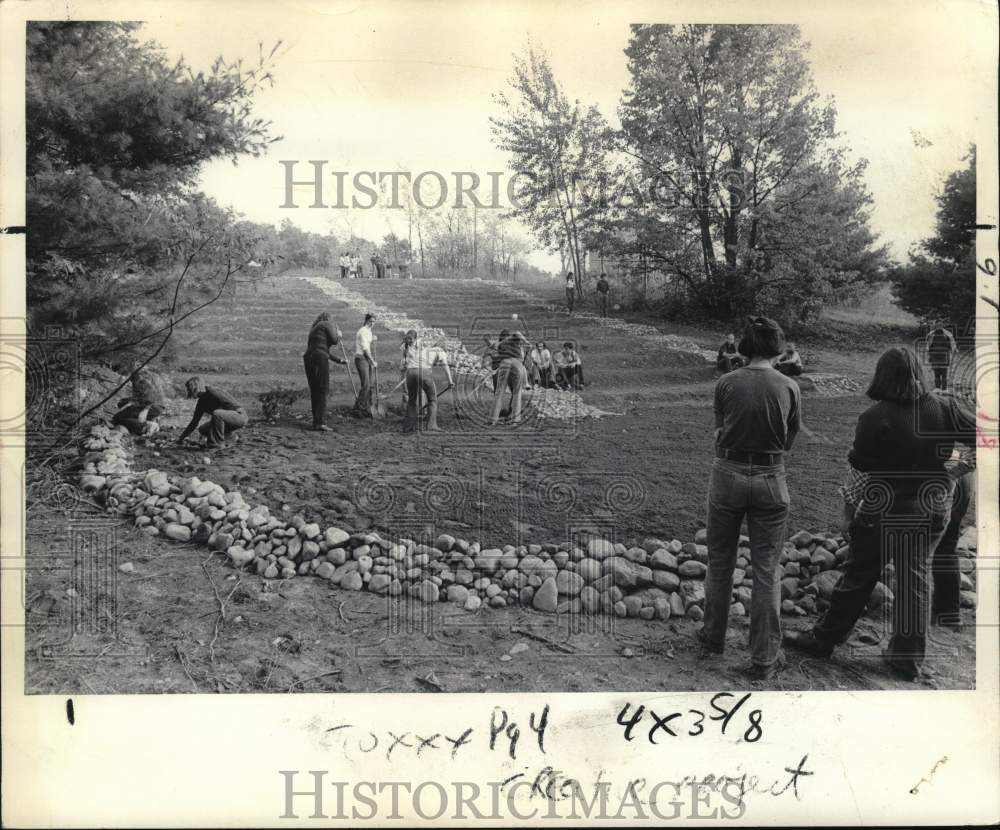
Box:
[2,0,997,826]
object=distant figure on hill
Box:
[176,377,247,449]
[926,324,957,389]
[775,342,803,376]
[596,273,610,317]
[716,333,743,373]
[350,252,361,279]
[565,272,576,314]
[339,252,349,279]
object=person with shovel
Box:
[400,330,452,433]
[302,311,347,432]
[489,331,529,425]
[353,313,378,417]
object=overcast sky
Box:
[139,0,996,271]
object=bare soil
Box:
[24,272,976,693]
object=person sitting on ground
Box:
[716,333,744,373]
[774,342,803,376]
[399,330,452,433]
[490,331,529,425]
[112,401,164,436]
[554,341,583,390]
[176,377,247,449]
[783,346,976,680]
[528,341,552,389]
[596,273,610,317]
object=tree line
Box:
[491,25,977,330]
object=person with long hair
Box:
[399,330,452,433]
[784,346,976,680]
[302,311,347,431]
[353,313,378,416]
[699,316,802,681]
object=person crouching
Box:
[176,377,247,449]
[400,330,452,433]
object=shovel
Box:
[368,343,386,419]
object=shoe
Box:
[883,654,920,681]
[312,425,332,432]
[783,630,835,658]
[695,629,724,655]
[746,654,785,681]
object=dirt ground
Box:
[24,272,977,693]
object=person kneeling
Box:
[176,377,247,449]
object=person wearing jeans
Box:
[176,377,248,449]
[353,313,378,416]
[399,330,452,433]
[490,332,528,425]
[784,347,976,680]
[931,468,974,629]
[699,316,801,681]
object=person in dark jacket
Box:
[926,325,957,389]
[176,378,247,448]
[489,331,529,425]
[784,347,976,680]
[596,273,610,317]
[699,316,801,681]
[931,467,975,630]
[302,312,347,431]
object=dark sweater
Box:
[179,386,243,440]
[714,364,801,454]
[849,392,976,495]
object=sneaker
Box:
[312,425,332,432]
[783,630,835,658]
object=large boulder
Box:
[556,570,584,596]
[678,560,707,578]
[649,549,678,571]
[532,577,559,612]
[576,558,603,584]
[602,557,653,591]
[587,539,615,561]
[652,569,680,592]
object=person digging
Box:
[399,330,452,433]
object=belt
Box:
[716,447,784,466]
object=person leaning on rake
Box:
[302,311,347,432]
[399,330,452,433]
[176,377,247,449]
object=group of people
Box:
[483,333,585,393]
[718,332,802,376]
[700,315,976,682]
[564,271,613,318]
[338,251,410,280]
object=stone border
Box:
[76,421,979,621]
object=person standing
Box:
[699,317,801,681]
[353,313,378,416]
[339,252,349,279]
[176,377,248,449]
[926,324,957,389]
[596,273,610,317]
[399,330,453,433]
[716,333,743,373]
[774,342,803,376]
[302,311,347,432]
[783,347,976,680]
[490,331,529,425]
[370,253,378,280]
[376,252,386,280]
[565,272,577,314]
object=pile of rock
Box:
[77,423,978,619]
[302,275,616,420]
